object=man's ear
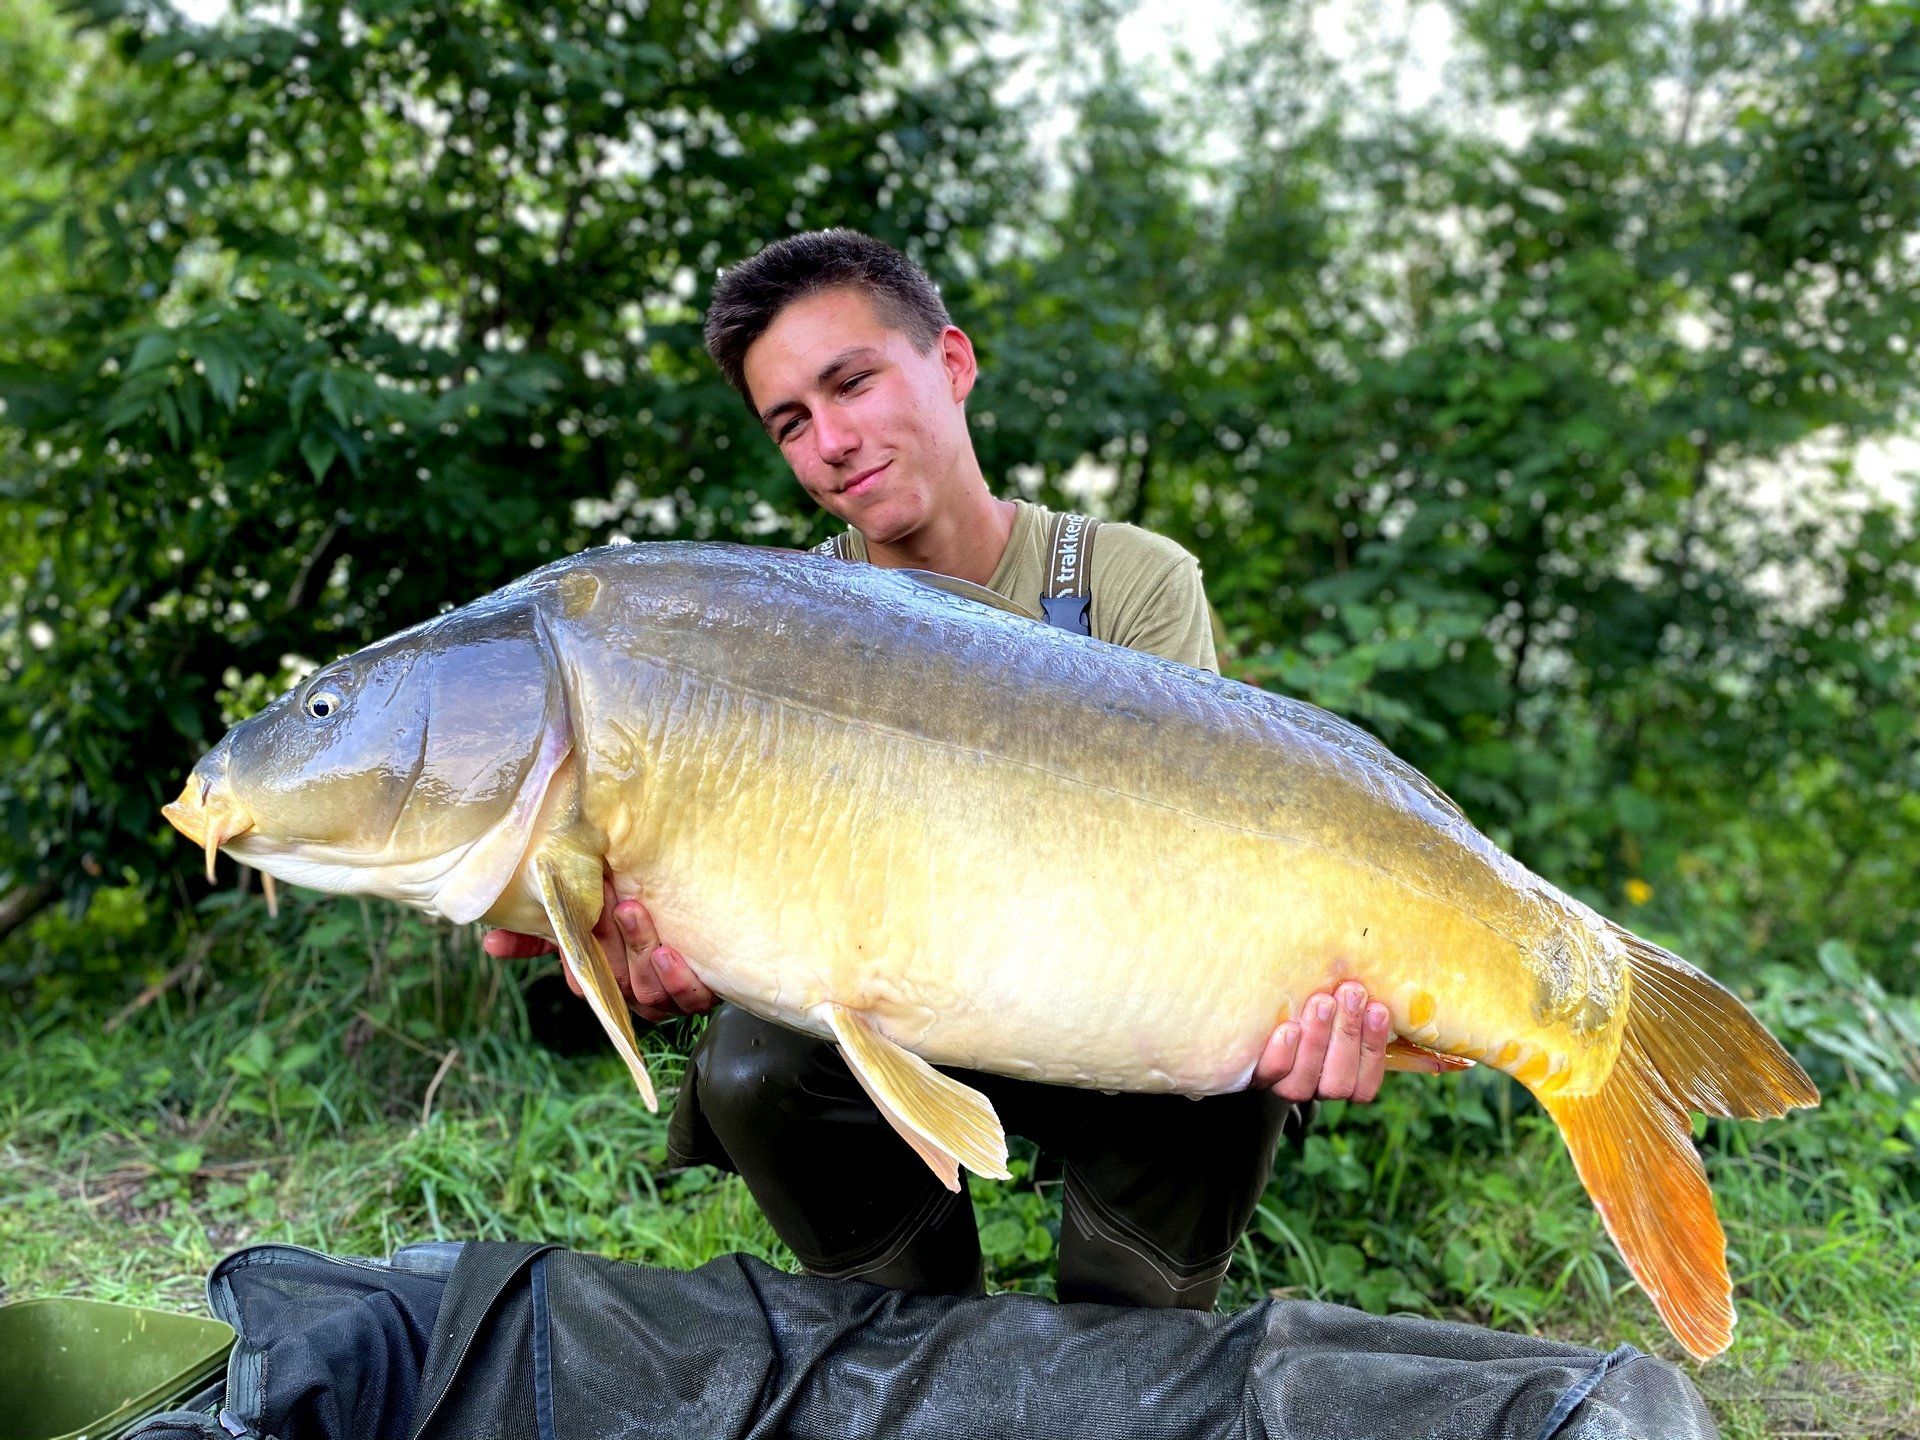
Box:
[939,324,978,404]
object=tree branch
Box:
[0,878,56,943]
[285,514,345,614]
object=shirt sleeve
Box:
[1102,547,1221,673]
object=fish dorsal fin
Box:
[533,848,657,1112]
[896,569,1040,622]
[824,1005,1011,1191]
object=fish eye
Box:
[305,689,344,720]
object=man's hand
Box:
[1251,980,1435,1104]
[481,877,716,1023]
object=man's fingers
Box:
[615,900,662,956]
[1277,994,1335,1102]
[613,901,681,1017]
[1353,1002,1391,1103]
[1252,1022,1300,1091]
[1317,982,1367,1100]
[557,958,583,999]
[566,876,634,1003]
[653,945,717,1014]
[555,887,708,1023]
[482,929,556,960]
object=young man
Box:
[487,230,1425,1307]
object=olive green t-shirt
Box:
[822,499,1220,673]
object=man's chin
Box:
[822,494,916,546]
[852,509,920,549]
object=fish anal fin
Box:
[533,848,657,1113]
[1541,1039,1731,1361]
[1384,1037,1475,1073]
[825,1005,1010,1190]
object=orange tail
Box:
[1539,927,1819,1362]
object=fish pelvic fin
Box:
[1540,926,1820,1363]
[533,849,657,1113]
[824,1005,1011,1191]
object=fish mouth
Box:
[163,775,258,884]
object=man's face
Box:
[742,286,975,545]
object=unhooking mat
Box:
[127,1240,1717,1440]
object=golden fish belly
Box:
[590,671,1611,1097]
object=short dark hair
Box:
[703,229,952,411]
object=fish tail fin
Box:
[1540,1033,1733,1360]
[1539,927,1819,1362]
[1607,925,1820,1120]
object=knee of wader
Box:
[692,1007,839,1135]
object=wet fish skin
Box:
[164,542,1817,1360]
[550,548,1612,1095]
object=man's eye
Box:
[840,372,870,395]
[777,416,804,441]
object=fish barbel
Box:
[163,542,1816,1359]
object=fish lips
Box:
[162,775,258,882]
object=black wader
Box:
[667,1003,1304,1309]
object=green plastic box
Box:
[0,1297,233,1440]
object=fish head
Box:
[164,595,573,924]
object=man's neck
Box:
[864,475,1018,586]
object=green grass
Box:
[4,891,1918,1437]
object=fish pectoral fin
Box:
[532,849,657,1113]
[1384,1038,1475,1073]
[825,1005,1010,1191]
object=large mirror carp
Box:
[164,542,1817,1360]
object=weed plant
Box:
[4,888,1916,1437]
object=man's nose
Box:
[812,410,859,465]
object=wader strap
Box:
[1040,511,1101,636]
[814,532,857,561]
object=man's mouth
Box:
[837,461,890,497]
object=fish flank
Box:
[622,651,1529,960]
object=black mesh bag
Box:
[133,1241,1718,1440]
[415,1244,1718,1440]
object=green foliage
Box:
[1028,0,1920,989]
